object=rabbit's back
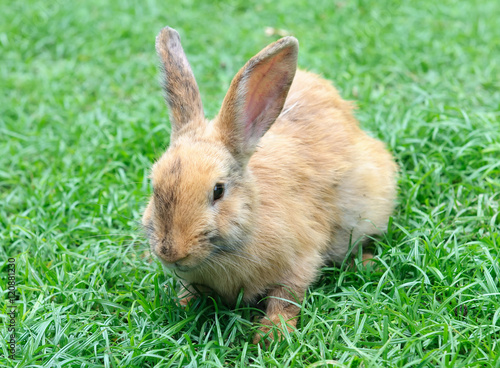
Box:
[251,70,397,264]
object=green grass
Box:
[1,0,499,366]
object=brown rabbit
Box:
[142,26,398,345]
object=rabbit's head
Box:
[142,27,298,272]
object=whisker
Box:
[80,234,141,239]
[202,257,220,275]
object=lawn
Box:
[1,0,499,366]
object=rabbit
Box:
[142,26,398,345]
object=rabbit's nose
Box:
[167,253,188,265]
[157,242,188,264]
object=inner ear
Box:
[216,37,298,160]
[242,51,296,143]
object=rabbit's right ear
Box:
[156,27,204,140]
[215,37,298,162]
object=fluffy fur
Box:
[142,27,398,345]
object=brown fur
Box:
[155,28,204,139]
[143,27,398,346]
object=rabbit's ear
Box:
[216,37,298,161]
[156,27,204,140]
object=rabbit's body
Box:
[174,69,396,304]
[143,27,397,344]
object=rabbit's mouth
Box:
[161,257,201,273]
[175,264,193,273]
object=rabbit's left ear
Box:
[215,37,298,161]
[156,27,205,141]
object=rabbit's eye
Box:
[213,183,225,201]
